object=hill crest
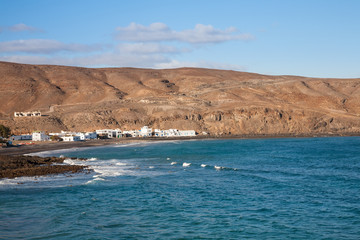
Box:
[1,61,360,135]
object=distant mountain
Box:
[1,61,360,136]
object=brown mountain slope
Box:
[0,61,360,135]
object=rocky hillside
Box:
[1,61,360,136]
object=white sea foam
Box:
[90,159,132,177]
[183,162,191,167]
[0,172,92,188]
[171,162,177,165]
[166,157,171,160]
[63,158,86,166]
[85,177,105,185]
[0,178,18,185]
[26,147,90,157]
[112,142,142,148]
[0,156,141,188]
[115,162,127,166]
[201,164,207,168]
[149,166,155,169]
[61,157,135,179]
[214,166,223,170]
[213,166,238,171]
[64,159,76,165]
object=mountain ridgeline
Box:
[1,61,360,136]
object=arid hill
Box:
[1,61,360,136]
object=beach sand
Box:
[0,138,137,156]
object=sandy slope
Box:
[1,61,360,135]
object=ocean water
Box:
[1,137,360,239]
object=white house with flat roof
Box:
[178,130,196,136]
[9,134,32,141]
[140,126,152,137]
[122,130,139,137]
[78,132,97,140]
[154,129,165,137]
[96,129,122,138]
[62,135,81,142]
[32,131,50,141]
[164,129,179,137]
[14,111,41,117]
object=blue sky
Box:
[0,0,359,78]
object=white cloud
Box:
[0,52,170,68]
[9,23,43,32]
[0,54,246,71]
[0,22,251,71]
[0,39,102,54]
[0,53,247,73]
[75,52,169,67]
[115,22,254,43]
[116,43,188,54]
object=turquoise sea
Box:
[1,137,360,239]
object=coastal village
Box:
[0,111,198,147]
[8,126,197,143]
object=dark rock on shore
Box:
[0,155,88,179]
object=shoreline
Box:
[1,132,359,156]
[0,155,87,179]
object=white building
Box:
[78,132,97,140]
[62,135,81,142]
[49,131,97,141]
[178,130,196,136]
[154,129,165,137]
[140,126,152,137]
[122,130,139,137]
[32,131,50,141]
[161,129,197,137]
[9,134,32,141]
[96,129,122,138]
[14,111,41,117]
[49,132,65,138]
[164,129,179,137]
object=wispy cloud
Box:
[0,52,170,68]
[0,54,246,71]
[115,22,254,44]
[8,23,43,33]
[0,22,251,71]
[116,43,189,54]
[0,39,102,54]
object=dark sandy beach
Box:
[0,138,132,156]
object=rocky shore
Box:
[0,155,88,179]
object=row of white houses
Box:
[124,126,196,138]
[9,126,197,142]
[9,132,50,141]
[14,111,41,117]
[49,131,98,141]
